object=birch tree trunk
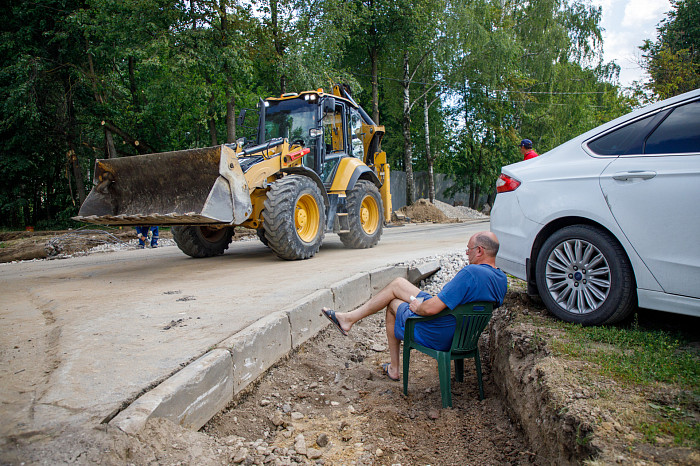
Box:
[401,51,414,205]
[423,92,435,203]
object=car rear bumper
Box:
[491,193,540,282]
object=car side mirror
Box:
[309,128,323,138]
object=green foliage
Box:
[641,0,700,99]
[0,0,635,227]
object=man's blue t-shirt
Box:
[396,264,507,351]
[437,264,507,309]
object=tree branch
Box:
[101,120,154,154]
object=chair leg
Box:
[474,349,484,400]
[402,346,410,396]
[436,352,452,408]
[454,358,464,383]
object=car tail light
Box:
[496,173,521,193]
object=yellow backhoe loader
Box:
[74,84,392,260]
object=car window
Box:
[645,100,700,154]
[587,113,660,155]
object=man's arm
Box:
[409,296,447,316]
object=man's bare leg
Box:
[324,278,420,334]
[383,300,402,380]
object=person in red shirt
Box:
[520,139,539,160]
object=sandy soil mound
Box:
[396,199,453,223]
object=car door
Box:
[598,99,700,298]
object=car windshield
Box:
[264,99,316,146]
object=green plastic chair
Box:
[402,302,494,408]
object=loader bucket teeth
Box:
[74,145,251,226]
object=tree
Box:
[0,0,92,226]
[641,0,700,99]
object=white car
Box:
[491,89,700,325]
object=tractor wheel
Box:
[339,180,383,249]
[172,225,234,258]
[256,226,269,247]
[263,175,326,260]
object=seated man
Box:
[322,231,507,381]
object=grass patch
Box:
[548,318,700,448]
[552,322,699,390]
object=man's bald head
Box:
[467,231,499,266]
[472,231,499,257]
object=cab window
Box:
[348,108,364,159]
[323,104,345,153]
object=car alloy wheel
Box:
[535,225,636,325]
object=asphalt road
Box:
[0,221,488,441]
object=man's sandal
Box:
[321,308,348,336]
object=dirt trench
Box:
[202,306,537,465]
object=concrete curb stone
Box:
[408,260,440,284]
[285,289,334,349]
[111,349,233,434]
[330,272,371,312]
[218,312,292,394]
[108,265,440,434]
[370,265,408,293]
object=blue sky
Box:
[592,0,672,87]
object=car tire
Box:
[535,225,636,325]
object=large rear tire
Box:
[535,225,636,325]
[263,175,326,260]
[339,180,383,249]
[172,225,234,258]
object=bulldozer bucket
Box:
[74,145,252,226]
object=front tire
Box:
[172,225,234,258]
[263,175,326,260]
[339,180,383,249]
[535,225,635,325]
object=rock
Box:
[316,433,329,447]
[370,343,386,352]
[291,412,304,420]
[260,399,271,407]
[271,412,286,427]
[307,447,322,459]
[282,403,292,413]
[376,448,383,457]
[348,405,356,414]
[232,447,248,464]
[428,409,439,420]
[294,434,307,455]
